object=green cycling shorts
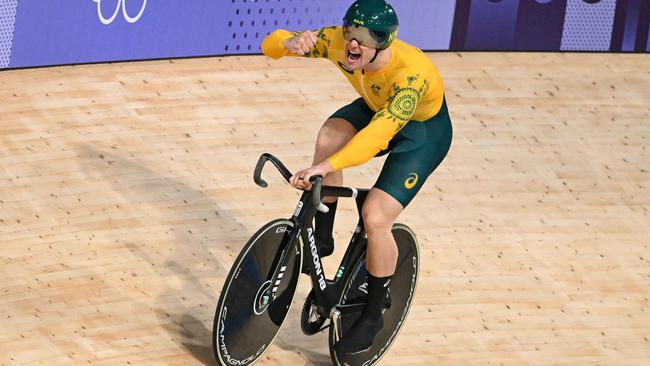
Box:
[329,97,453,207]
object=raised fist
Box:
[284,31,318,56]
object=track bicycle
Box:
[212,153,419,366]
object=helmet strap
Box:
[369,48,381,64]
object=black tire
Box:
[328,223,419,366]
[213,219,302,366]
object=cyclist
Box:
[261,0,452,354]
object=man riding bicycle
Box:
[261,0,452,354]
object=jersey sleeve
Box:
[260,29,294,59]
[261,26,340,60]
[327,72,430,171]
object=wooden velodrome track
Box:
[1,52,649,366]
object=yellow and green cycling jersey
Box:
[261,26,445,172]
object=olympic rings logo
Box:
[92,0,147,25]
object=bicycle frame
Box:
[253,153,371,318]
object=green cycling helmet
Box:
[343,0,399,50]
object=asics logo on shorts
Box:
[404,173,419,189]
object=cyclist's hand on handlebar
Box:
[284,31,318,56]
[290,161,333,190]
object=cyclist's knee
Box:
[314,135,334,157]
[362,206,392,236]
[362,189,403,236]
[315,118,356,157]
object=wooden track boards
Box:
[1,52,649,365]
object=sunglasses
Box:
[342,23,389,49]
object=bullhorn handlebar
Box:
[253,153,329,213]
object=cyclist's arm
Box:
[327,73,427,171]
[261,26,339,60]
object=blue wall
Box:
[1,0,648,69]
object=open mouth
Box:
[347,49,361,62]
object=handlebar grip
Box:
[310,176,329,213]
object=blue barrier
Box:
[1,0,648,70]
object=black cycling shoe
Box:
[333,315,384,354]
[301,237,334,274]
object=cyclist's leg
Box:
[335,98,453,354]
[362,189,402,276]
[309,118,355,260]
[305,99,373,269]
[315,99,374,245]
[363,103,452,269]
[333,188,401,354]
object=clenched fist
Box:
[284,31,318,56]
